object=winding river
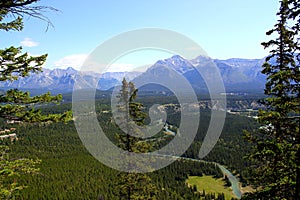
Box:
[154,154,242,199]
[155,123,242,198]
[217,164,242,199]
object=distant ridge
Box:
[0,55,266,95]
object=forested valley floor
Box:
[1,95,260,199]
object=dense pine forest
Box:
[1,96,259,199]
[1,0,299,199]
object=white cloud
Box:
[54,54,88,70]
[20,38,39,47]
[53,54,140,72]
[107,63,135,72]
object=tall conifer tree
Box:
[116,78,158,199]
[244,0,299,199]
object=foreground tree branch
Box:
[243,0,300,199]
[0,1,71,198]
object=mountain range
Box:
[0,55,267,95]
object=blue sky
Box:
[2,0,279,71]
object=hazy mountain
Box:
[0,67,139,94]
[0,55,267,94]
[133,55,266,94]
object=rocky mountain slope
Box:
[0,55,266,94]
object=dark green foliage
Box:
[115,78,149,152]
[2,111,224,199]
[0,145,40,199]
[0,46,72,123]
[115,78,158,199]
[160,102,258,181]
[0,0,71,125]
[223,175,231,187]
[133,94,259,188]
[0,89,72,123]
[0,98,247,199]
[244,0,300,199]
[0,1,71,198]
[0,46,46,81]
[0,0,57,31]
[202,193,227,200]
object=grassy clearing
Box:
[186,175,236,200]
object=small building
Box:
[0,133,18,141]
[6,120,22,124]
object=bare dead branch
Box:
[0,0,60,31]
